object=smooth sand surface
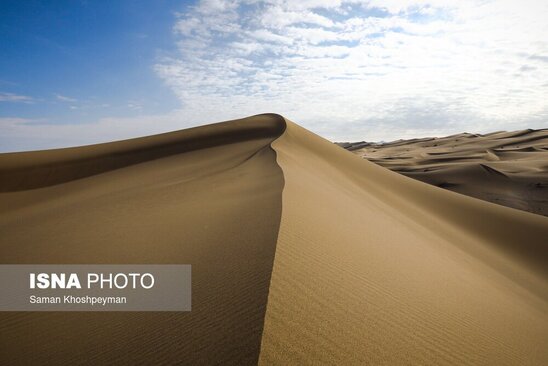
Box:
[1,114,547,365]
[342,129,548,216]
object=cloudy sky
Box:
[1,0,547,151]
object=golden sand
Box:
[1,114,547,365]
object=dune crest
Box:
[0,114,285,191]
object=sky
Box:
[1,0,547,152]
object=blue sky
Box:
[1,0,547,151]
[0,1,182,123]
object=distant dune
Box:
[341,129,548,216]
[1,114,547,365]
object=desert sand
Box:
[1,114,547,365]
[0,115,284,364]
[341,129,548,216]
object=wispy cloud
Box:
[55,93,78,102]
[154,0,548,141]
[0,92,34,103]
[127,101,143,110]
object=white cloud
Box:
[259,6,336,29]
[127,101,143,110]
[152,0,548,141]
[55,94,78,102]
[249,29,293,45]
[0,92,33,103]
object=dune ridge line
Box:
[0,113,287,191]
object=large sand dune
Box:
[0,115,284,365]
[1,114,547,365]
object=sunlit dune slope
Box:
[260,118,548,365]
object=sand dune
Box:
[0,115,285,365]
[343,129,548,216]
[1,114,547,365]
